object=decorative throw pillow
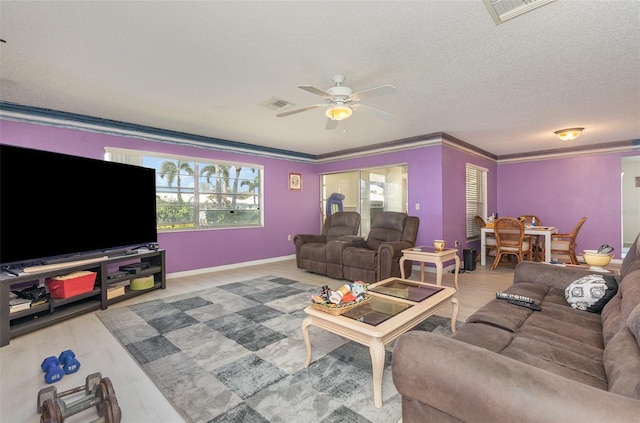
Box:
[565,274,618,313]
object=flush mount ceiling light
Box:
[554,127,584,141]
[326,104,352,121]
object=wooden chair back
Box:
[491,217,532,269]
[550,216,587,264]
[494,218,525,250]
[474,215,487,229]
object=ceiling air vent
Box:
[483,0,556,25]
[261,97,295,112]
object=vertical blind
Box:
[466,164,488,239]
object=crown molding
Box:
[1,102,637,164]
[0,102,317,162]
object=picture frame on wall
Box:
[289,172,302,190]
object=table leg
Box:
[435,261,443,286]
[450,297,459,333]
[369,338,385,408]
[399,256,406,279]
[453,255,460,290]
[420,262,425,282]
[301,318,312,367]
[480,230,487,265]
[544,233,552,262]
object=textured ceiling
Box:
[1,1,639,158]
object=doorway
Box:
[621,156,640,257]
[321,165,408,235]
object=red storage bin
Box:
[45,271,97,299]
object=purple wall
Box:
[497,153,637,259]
[2,119,635,272]
[315,144,499,250]
[0,121,319,273]
[316,146,443,247]
[442,147,497,252]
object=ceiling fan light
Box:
[554,127,584,141]
[326,105,352,121]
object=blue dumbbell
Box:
[41,356,64,384]
[58,350,81,375]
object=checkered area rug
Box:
[96,276,460,423]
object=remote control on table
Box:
[496,292,534,303]
[507,298,541,311]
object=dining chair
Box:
[520,215,543,261]
[548,216,588,264]
[490,217,532,270]
[474,215,497,258]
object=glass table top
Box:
[369,279,444,302]
[341,295,412,326]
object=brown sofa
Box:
[295,211,419,283]
[392,232,640,422]
[294,212,361,279]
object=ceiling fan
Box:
[276,75,397,130]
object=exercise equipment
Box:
[326,192,345,216]
[58,350,80,374]
[40,377,121,423]
[41,357,64,384]
[37,372,103,413]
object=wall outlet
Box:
[287,235,292,241]
[454,240,460,248]
[415,203,420,211]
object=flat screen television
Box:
[0,144,158,270]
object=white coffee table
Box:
[399,246,460,289]
[301,278,458,408]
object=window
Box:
[466,164,488,240]
[106,148,263,231]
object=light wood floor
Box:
[0,258,516,423]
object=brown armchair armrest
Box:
[293,234,327,245]
[378,240,413,257]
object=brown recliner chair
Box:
[294,212,361,279]
[341,211,420,283]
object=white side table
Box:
[399,246,460,289]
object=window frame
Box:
[105,147,264,231]
[466,163,488,240]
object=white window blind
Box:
[466,164,488,239]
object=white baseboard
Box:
[167,254,296,280]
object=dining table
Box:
[480,225,558,265]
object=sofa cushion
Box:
[603,304,640,399]
[365,212,406,250]
[601,294,624,346]
[324,212,361,241]
[501,336,608,390]
[466,299,532,332]
[565,274,618,313]
[450,322,515,353]
[620,232,640,278]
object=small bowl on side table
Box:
[582,250,613,272]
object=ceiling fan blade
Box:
[298,85,333,100]
[325,118,338,130]
[276,104,323,117]
[351,104,394,120]
[352,84,398,101]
